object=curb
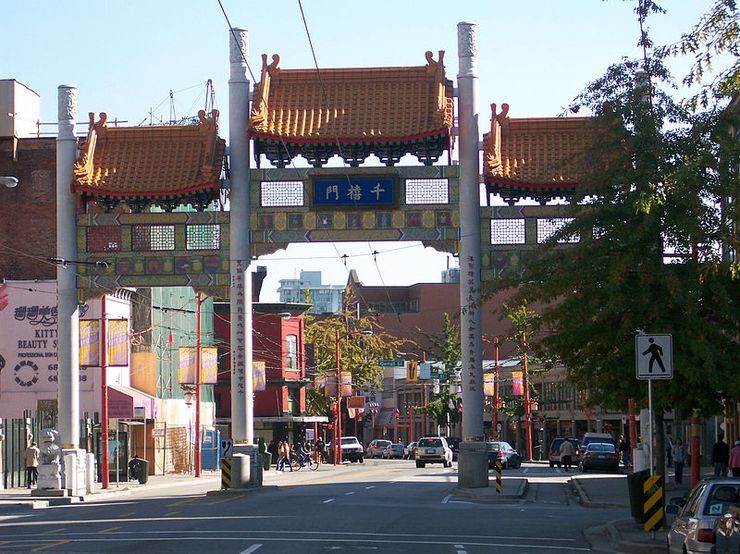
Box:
[451,478,528,501]
[571,477,628,509]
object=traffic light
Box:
[406,360,418,381]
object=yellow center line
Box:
[41,528,66,535]
[32,540,69,552]
[163,512,179,517]
[99,526,121,533]
[119,512,136,518]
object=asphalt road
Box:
[0,461,628,553]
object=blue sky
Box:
[2,1,719,301]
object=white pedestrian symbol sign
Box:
[635,334,673,380]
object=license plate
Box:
[596,454,606,459]
[426,449,435,454]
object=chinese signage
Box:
[312,176,395,208]
[0,280,92,394]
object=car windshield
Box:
[341,437,359,445]
[418,438,442,448]
[487,442,503,452]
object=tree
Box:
[503,0,738,476]
[304,294,403,418]
[419,313,462,430]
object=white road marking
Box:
[239,544,262,554]
[344,491,355,495]
[441,494,451,504]
[322,498,335,504]
[365,485,376,490]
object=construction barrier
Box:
[221,456,232,490]
[495,460,502,493]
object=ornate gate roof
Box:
[483,103,594,204]
[72,110,225,212]
[248,51,454,168]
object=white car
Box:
[415,436,453,468]
[667,478,740,553]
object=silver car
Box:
[666,478,740,553]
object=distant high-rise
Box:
[277,270,344,314]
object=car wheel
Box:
[549,462,555,468]
[416,461,425,468]
[359,456,364,464]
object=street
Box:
[0,460,630,553]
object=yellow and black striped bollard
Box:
[642,474,664,532]
[495,460,503,493]
[221,456,232,490]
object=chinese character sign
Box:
[312,176,395,207]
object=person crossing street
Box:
[559,438,575,472]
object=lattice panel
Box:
[261,181,304,207]
[537,218,579,244]
[490,219,525,245]
[87,225,122,252]
[187,224,220,250]
[132,225,175,251]
[405,178,449,204]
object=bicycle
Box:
[290,451,318,471]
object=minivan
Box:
[580,432,616,451]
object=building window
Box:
[132,225,175,251]
[286,335,297,370]
[537,218,579,244]
[186,224,220,250]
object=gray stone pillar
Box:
[56,85,80,450]
[228,28,254,444]
[456,22,488,488]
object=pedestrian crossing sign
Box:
[635,334,673,380]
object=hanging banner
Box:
[340,371,353,397]
[79,320,100,366]
[253,360,266,392]
[322,375,337,397]
[419,362,431,380]
[107,319,129,366]
[483,374,495,397]
[178,346,196,384]
[200,347,218,384]
[512,371,523,396]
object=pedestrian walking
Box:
[619,435,631,468]
[24,442,40,488]
[711,433,730,476]
[729,439,740,478]
[672,438,687,484]
[276,440,292,472]
[559,438,575,472]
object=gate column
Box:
[456,22,488,488]
[228,28,254,446]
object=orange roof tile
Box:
[483,103,595,200]
[72,110,225,205]
[249,51,454,166]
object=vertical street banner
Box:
[512,371,523,396]
[178,346,196,384]
[200,347,218,384]
[483,374,495,397]
[79,320,100,366]
[0,280,93,396]
[107,319,129,366]
[340,371,353,397]
[253,360,266,391]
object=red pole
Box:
[522,333,533,461]
[195,293,202,478]
[493,337,499,440]
[394,409,399,443]
[371,410,375,441]
[691,415,701,487]
[422,351,428,437]
[101,296,109,489]
[335,329,342,465]
[409,404,414,443]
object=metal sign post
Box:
[635,334,673,476]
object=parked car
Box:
[334,436,364,463]
[714,501,740,554]
[415,436,453,468]
[367,439,392,459]
[486,441,521,469]
[404,441,418,460]
[578,442,619,473]
[444,437,461,461]
[666,478,740,554]
[382,443,405,459]
[548,437,580,468]
[580,432,615,451]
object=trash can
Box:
[262,452,271,471]
[135,459,149,484]
[627,469,649,522]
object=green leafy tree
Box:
[504,1,738,476]
[419,313,462,429]
[304,293,403,418]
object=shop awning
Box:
[255,415,328,423]
[108,384,157,420]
